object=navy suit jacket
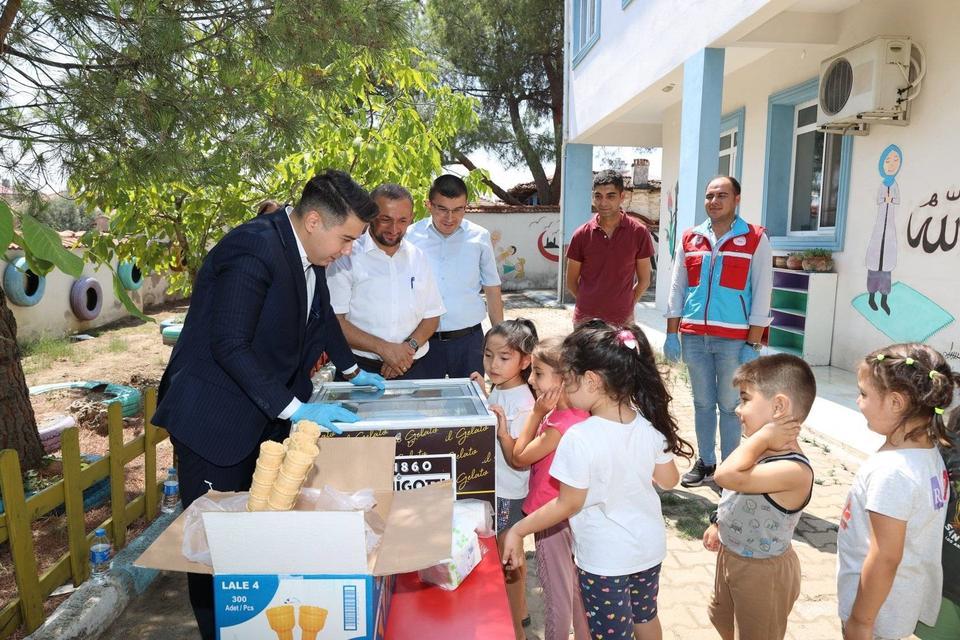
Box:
[154,208,356,466]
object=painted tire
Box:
[117,261,144,291]
[3,257,46,307]
[29,380,142,417]
[159,317,184,334]
[69,277,103,321]
[161,324,182,346]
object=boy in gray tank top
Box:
[701,354,817,640]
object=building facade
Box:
[562,0,960,371]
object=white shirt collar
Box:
[285,206,311,272]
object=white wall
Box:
[566,0,777,141]
[656,0,960,371]
[467,212,561,291]
[4,252,177,339]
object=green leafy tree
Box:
[0,1,477,475]
[28,195,96,232]
[427,0,563,204]
[74,44,479,293]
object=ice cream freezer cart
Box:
[310,378,498,509]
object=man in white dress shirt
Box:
[406,174,503,379]
[326,184,446,380]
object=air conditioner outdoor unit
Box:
[817,36,915,135]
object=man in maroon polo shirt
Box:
[566,170,655,325]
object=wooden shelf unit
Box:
[768,269,837,365]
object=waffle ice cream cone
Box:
[258,441,286,466]
[299,605,328,640]
[249,478,273,497]
[246,495,268,511]
[294,420,322,439]
[290,432,318,451]
[252,463,281,485]
[265,604,295,640]
[267,492,296,511]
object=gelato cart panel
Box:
[311,379,497,509]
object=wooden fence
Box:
[0,387,168,638]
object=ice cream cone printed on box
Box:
[299,605,328,640]
[265,604,295,640]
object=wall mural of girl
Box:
[865,144,902,315]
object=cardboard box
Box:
[136,438,453,640]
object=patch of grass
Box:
[660,490,714,540]
[18,335,74,374]
[107,336,129,353]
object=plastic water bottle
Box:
[89,528,112,584]
[161,467,180,514]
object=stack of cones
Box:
[299,605,328,640]
[248,441,285,511]
[265,604,295,640]
[246,421,321,511]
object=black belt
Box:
[432,324,482,341]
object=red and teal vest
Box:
[679,217,766,341]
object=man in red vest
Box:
[663,176,773,486]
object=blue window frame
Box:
[719,107,745,181]
[572,0,600,68]
[622,0,635,7]
[761,77,853,251]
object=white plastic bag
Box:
[296,486,384,554]
[418,499,494,590]
[181,494,250,565]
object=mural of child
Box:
[865,144,902,315]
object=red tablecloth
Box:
[386,537,514,639]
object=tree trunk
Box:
[0,0,22,55]
[543,50,564,205]
[505,95,552,206]
[454,151,525,206]
[0,284,45,471]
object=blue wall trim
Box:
[720,106,745,181]
[678,48,725,230]
[561,143,594,244]
[572,1,601,68]
[761,77,852,251]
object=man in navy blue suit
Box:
[154,169,385,639]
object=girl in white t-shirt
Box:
[471,318,537,640]
[502,320,694,640]
[838,343,958,640]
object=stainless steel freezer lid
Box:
[308,378,496,428]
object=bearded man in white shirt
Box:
[326,183,445,380]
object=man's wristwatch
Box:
[747,342,763,353]
[709,510,719,525]
[342,368,360,381]
[405,337,419,351]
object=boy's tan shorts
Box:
[708,543,801,640]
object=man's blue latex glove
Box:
[739,343,761,365]
[290,403,359,435]
[663,333,682,363]
[349,369,386,391]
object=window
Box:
[787,100,843,233]
[762,78,853,251]
[572,0,600,67]
[718,130,736,176]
